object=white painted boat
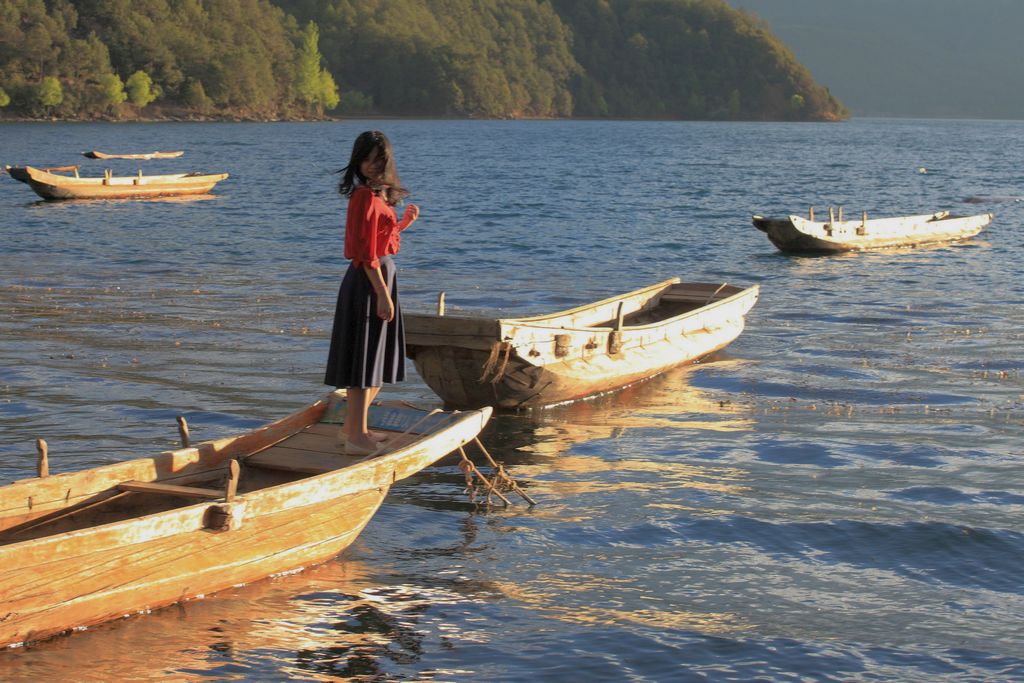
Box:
[405,278,759,410]
[752,210,992,252]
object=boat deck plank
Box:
[245,423,417,475]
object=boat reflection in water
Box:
[474,361,754,636]
[2,556,500,681]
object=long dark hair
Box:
[338,130,409,206]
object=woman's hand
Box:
[400,204,420,229]
[376,292,395,321]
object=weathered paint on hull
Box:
[0,487,386,647]
[0,396,492,647]
[753,214,990,253]
[409,312,749,410]
[407,301,753,411]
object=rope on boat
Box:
[457,437,535,507]
[458,447,513,506]
[479,341,513,384]
[472,437,536,506]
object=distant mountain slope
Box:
[730,0,1024,118]
[273,0,850,120]
[0,0,846,120]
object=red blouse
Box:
[344,186,402,269]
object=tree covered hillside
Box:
[551,0,845,119]
[0,0,846,121]
[0,0,338,119]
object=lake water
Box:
[0,119,1022,682]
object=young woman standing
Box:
[325,131,419,454]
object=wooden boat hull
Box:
[5,165,228,200]
[406,279,759,410]
[0,395,491,647]
[752,211,992,252]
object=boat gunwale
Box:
[787,211,991,234]
[404,282,759,343]
[501,284,758,336]
[502,277,681,326]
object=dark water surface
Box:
[1,119,1022,682]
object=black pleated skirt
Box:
[324,256,406,389]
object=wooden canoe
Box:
[4,165,228,200]
[83,150,184,160]
[0,394,492,647]
[405,278,759,410]
[752,210,992,252]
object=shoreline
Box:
[0,111,848,124]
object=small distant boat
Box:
[83,150,184,160]
[4,165,228,200]
[0,393,492,647]
[405,278,759,410]
[752,208,992,253]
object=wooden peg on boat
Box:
[829,206,836,223]
[554,333,571,357]
[134,169,142,185]
[225,460,240,502]
[437,291,446,316]
[609,302,625,354]
[838,206,844,222]
[809,206,814,221]
[177,416,190,448]
[36,439,48,478]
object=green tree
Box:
[295,21,322,104]
[789,93,805,116]
[125,70,156,107]
[0,86,9,107]
[96,72,127,110]
[318,68,340,110]
[35,76,63,110]
[295,21,338,113]
[184,78,212,115]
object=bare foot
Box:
[346,433,379,452]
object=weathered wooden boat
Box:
[4,165,228,200]
[83,150,184,160]
[752,209,992,252]
[405,278,759,410]
[0,393,492,647]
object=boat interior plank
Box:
[116,481,224,499]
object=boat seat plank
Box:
[116,481,223,499]
[244,447,356,475]
[265,431,344,456]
